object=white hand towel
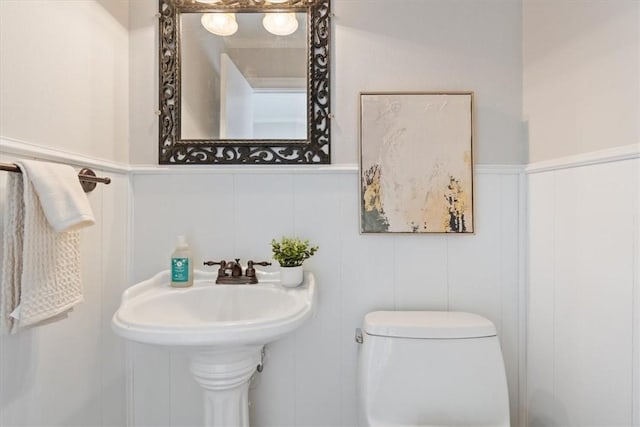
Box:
[0,161,92,334]
[18,160,95,232]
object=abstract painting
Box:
[360,92,474,233]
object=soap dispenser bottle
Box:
[171,235,193,288]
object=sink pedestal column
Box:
[190,346,263,427]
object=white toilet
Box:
[357,311,510,426]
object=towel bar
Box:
[0,162,111,193]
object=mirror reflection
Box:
[180,12,308,140]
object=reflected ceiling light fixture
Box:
[201,13,238,36]
[195,0,221,3]
[263,12,299,36]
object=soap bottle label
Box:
[171,258,189,282]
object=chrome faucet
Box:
[203,259,272,284]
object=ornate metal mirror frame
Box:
[159,0,331,164]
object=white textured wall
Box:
[128,0,157,165]
[523,0,640,163]
[130,167,523,427]
[128,0,525,165]
[333,0,524,165]
[0,0,130,164]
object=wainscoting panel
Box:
[527,171,556,426]
[130,166,524,427]
[527,153,639,427]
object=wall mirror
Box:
[159,0,331,164]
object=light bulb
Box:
[201,13,238,36]
[263,12,298,36]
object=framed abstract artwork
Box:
[359,92,474,233]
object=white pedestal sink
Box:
[112,269,316,427]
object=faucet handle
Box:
[203,260,227,279]
[249,261,272,267]
[245,260,272,278]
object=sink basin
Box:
[112,269,315,346]
[111,269,316,427]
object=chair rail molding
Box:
[0,136,130,175]
[526,143,640,174]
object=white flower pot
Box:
[280,265,304,287]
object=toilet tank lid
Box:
[363,311,497,339]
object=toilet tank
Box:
[357,311,510,427]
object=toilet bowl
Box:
[357,311,510,426]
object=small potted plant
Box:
[271,236,318,287]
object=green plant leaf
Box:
[271,236,319,267]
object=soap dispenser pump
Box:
[171,235,193,288]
